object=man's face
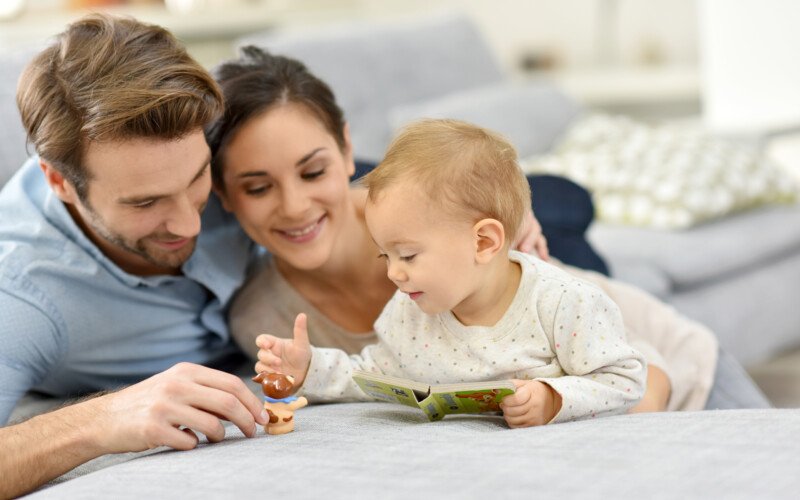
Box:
[69,130,213,275]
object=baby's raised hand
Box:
[254,313,312,386]
[500,380,562,428]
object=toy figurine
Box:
[252,371,308,435]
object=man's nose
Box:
[166,194,201,238]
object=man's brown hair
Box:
[362,119,531,244]
[16,13,223,201]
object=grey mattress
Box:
[28,402,800,499]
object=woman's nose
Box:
[280,185,311,219]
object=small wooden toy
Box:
[252,372,308,435]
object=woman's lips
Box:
[276,215,326,243]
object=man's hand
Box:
[94,362,268,454]
[254,313,312,386]
[0,362,268,498]
[500,380,562,428]
[514,209,549,260]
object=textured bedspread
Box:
[29,403,800,499]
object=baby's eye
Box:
[400,254,416,263]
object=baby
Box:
[257,119,646,427]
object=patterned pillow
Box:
[521,114,798,229]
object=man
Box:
[0,14,267,497]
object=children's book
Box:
[352,370,516,421]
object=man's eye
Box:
[400,254,416,263]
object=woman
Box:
[205,47,770,412]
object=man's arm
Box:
[0,363,268,498]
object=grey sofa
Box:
[3,12,800,498]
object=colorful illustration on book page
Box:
[435,388,514,414]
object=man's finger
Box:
[183,384,258,439]
[178,364,266,425]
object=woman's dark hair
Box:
[205,46,346,188]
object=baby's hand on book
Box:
[254,313,312,386]
[500,380,562,428]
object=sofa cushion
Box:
[388,81,581,159]
[238,13,505,162]
[28,402,800,499]
[588,203,800,290]
[0,48,36,188]
[523,114,798,229]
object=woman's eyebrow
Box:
[296,147,325,167]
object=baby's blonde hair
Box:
[363,119,530,244]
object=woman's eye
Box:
[245,185,271,196]
[302,168,325,180]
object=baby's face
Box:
[365,182,481,315]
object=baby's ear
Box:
[473,218,505,264]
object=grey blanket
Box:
[27,403,800,499]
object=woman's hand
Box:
[514,209,549,260]
[629,365,671,413]
[500,379,562,428]
[254,313,312,387]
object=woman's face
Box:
[217,103,355,270]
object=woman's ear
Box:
[40,160,79,205]
[343,122,356,177]
[212,183,232,212]
[473,218,506,264]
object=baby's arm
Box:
[256,313,403,403]
[537,286,647,423]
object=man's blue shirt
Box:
[0,159,253,424]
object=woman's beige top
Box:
[229,255,717,411]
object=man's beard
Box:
[84,208,198,271]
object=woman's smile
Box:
[274,214,326,243]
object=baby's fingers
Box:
[500,381,532,408]
[257,349,283,369]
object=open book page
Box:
[352,370,515,421]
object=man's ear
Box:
[39,160,79,205]
[473,218,506,264]
[343,122,356,177]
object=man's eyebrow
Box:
[118,155,211,205]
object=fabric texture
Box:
[0,159,252,424]
[299,251,647,423]
[27,404,800,499]
[524,114,798,229]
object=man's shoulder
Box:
[0,162,71,273]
